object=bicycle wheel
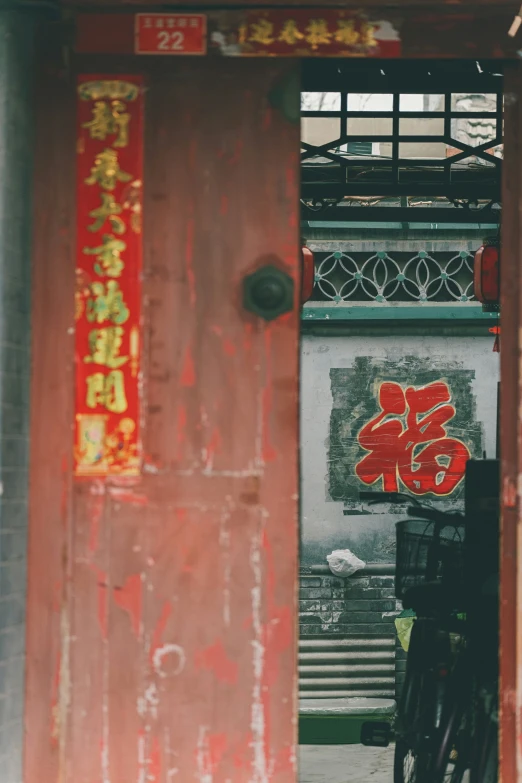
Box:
[470,691,497,783]
[395,619,441,782]
[431,653,471,783]
[399,618,439,732]
[438,740,469,783]
[394,737,431,783]
[481,719,498,783]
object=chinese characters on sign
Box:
[223,12,400,57]
[356,381,470,496]
[75,76,143,477]
[135,14,207,55]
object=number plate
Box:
[135,14,207,55]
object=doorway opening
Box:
[298,58,502,783]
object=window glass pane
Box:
[347,94,393,111]
[301,117,341,148]
[399,94,443,111]
[348,118,393,136]
[301,92,341,111]
[451,93,497,112]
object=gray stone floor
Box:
[299,745,394,783]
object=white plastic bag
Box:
[326,549,366,577]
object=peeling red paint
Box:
[232,732,254,769]
[260,529,295,773]
[109,488,148,506]
[211,323,236,357]
[88,487,105,553]
[52,580,61,613]
[503,475,517,508]
[97,581,108,639]
[223,338,236,357]
[181,345,196,387]
[262,328,277,461]
[87,564,109,638]
[277,311,293,326]
[273,744,295,773]
[149,601,172,666]
[50,649,61,745]
[179,541,195,574]
[148,735,162,781]
[263,530,293,660]
[177,405,187,455]
[195,639,239,684]
[26,58,300,783]
[286,160,298,229]
[60,455,68,527]
[204,427,222,465]
[194,731,228,776]
[185,215,196,305]
[143,453,164,473]
[208,733,228,771]
[113,573,142,638]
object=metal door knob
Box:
[243,265,294,321]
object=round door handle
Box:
[243,265,294,321]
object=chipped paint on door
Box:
[26,57,300,783]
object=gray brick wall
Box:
[299,571,405,699]
[0,9,35,782]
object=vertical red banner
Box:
[75,75,144,477]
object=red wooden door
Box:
[26,58,300,783]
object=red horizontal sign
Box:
[229,11,401,57]
[135,13,207,55]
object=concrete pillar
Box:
[0,6,38,781]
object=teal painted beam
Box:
[301,305,498,322]
[303,221,497,231]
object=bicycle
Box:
[430,574,498,783]
[430,460,499,783]
[360,491,467,783]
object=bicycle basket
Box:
[395,519,465,601]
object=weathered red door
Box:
[26,57,300,783]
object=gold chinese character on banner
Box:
[85,326,128,369]
[334,20,360,45]
[85,149,132,191]
[87,280,130,325]
[83,235,126,278]
[86,370,128,413]
[249,19,274,45]
[278,20,304,46]
[82,100,130,148]
[122,179,142,235]
[88,193,125,234]
[359,21,377,47]
[78,80,139,103]
[305,19,331,49]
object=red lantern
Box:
[474,241,499,305]
[301,246,314,304]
